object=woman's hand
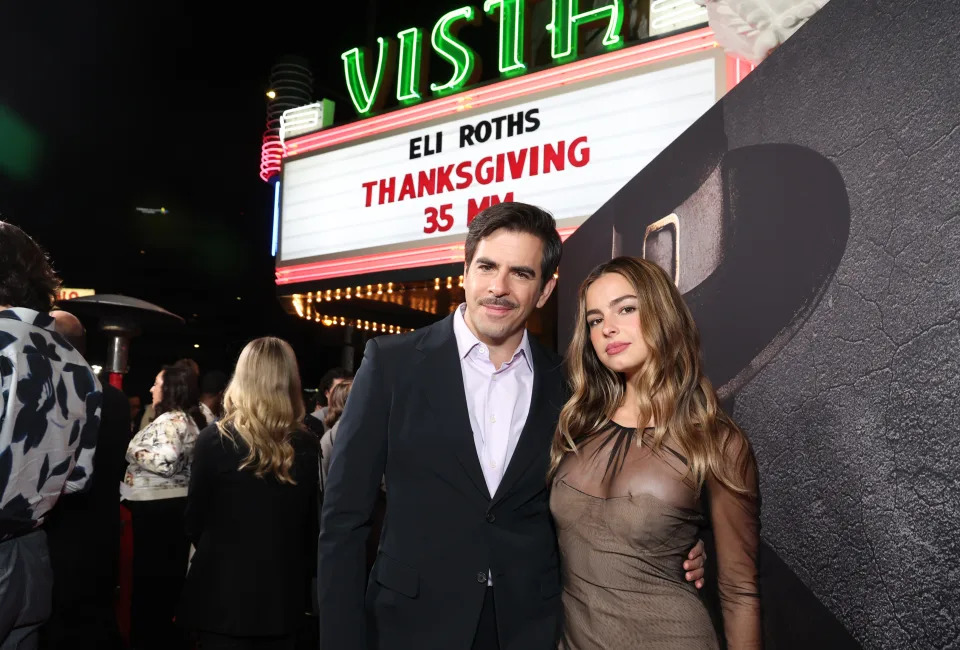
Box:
[684,539,707,589]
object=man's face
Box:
[462,229,556,345]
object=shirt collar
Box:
[0,307,55,331]
[453,303,533,371]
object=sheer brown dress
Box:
[550,422,761,649]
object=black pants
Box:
[471,587,500,650]
[126,497,189,650]
[195,632,295,650]
[0,530,52,650]
[42,503,123,650]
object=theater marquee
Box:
[276,29,749,285]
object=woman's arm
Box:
[707,431,763,649]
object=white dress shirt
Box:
[452,304,534,498]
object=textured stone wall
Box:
[725,1,959,647]
[559,1,959,647]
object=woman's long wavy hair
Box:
[550,257,753,495]
[217,337,305,484]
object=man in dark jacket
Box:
[41,310,131,649]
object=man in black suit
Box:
[318,203,705,649]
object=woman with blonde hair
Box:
[179,337,318,650]
[550,257,761,649]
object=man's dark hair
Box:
[464,201,563,288]
[0,221,61,311]
[464,202,562,288]
[156,365,206,429]
[319,367,352,405]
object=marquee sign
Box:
[275,28,747,285]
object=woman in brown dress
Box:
[549,257,762,649]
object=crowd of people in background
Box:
[121,351,350,650]
[0,220,354,650]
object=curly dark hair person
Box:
[0,221,62,311]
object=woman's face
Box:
[585,272,650,378]
[150,371,164,408]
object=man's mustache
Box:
[478,297,518,309]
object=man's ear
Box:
[536,274,557,308]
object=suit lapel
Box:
[419,316,491,500]
[490,339,554,507]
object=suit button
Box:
[486,513,496,523]
[476,572,487,584]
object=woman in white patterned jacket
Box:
[121,364,206,650]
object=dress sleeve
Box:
[706,431,763,649]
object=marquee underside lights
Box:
[290,292,417,334]
[289,278,467,314]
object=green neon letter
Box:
[342,37,392,116]
[396,28,426,104]
[484,0,526,76]
[547,0,625,64]
[430,6,480,95]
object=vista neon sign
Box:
[342,0,626,116]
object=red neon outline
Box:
[276,29,740,286]
[725,54,755,92]
[276,227,577,284]
[260,134,282,182]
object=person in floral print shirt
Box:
[0,221,101,650]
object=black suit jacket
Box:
[318,314,566,650]
[179,425,319,637]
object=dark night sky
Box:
[0,0,475,396]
